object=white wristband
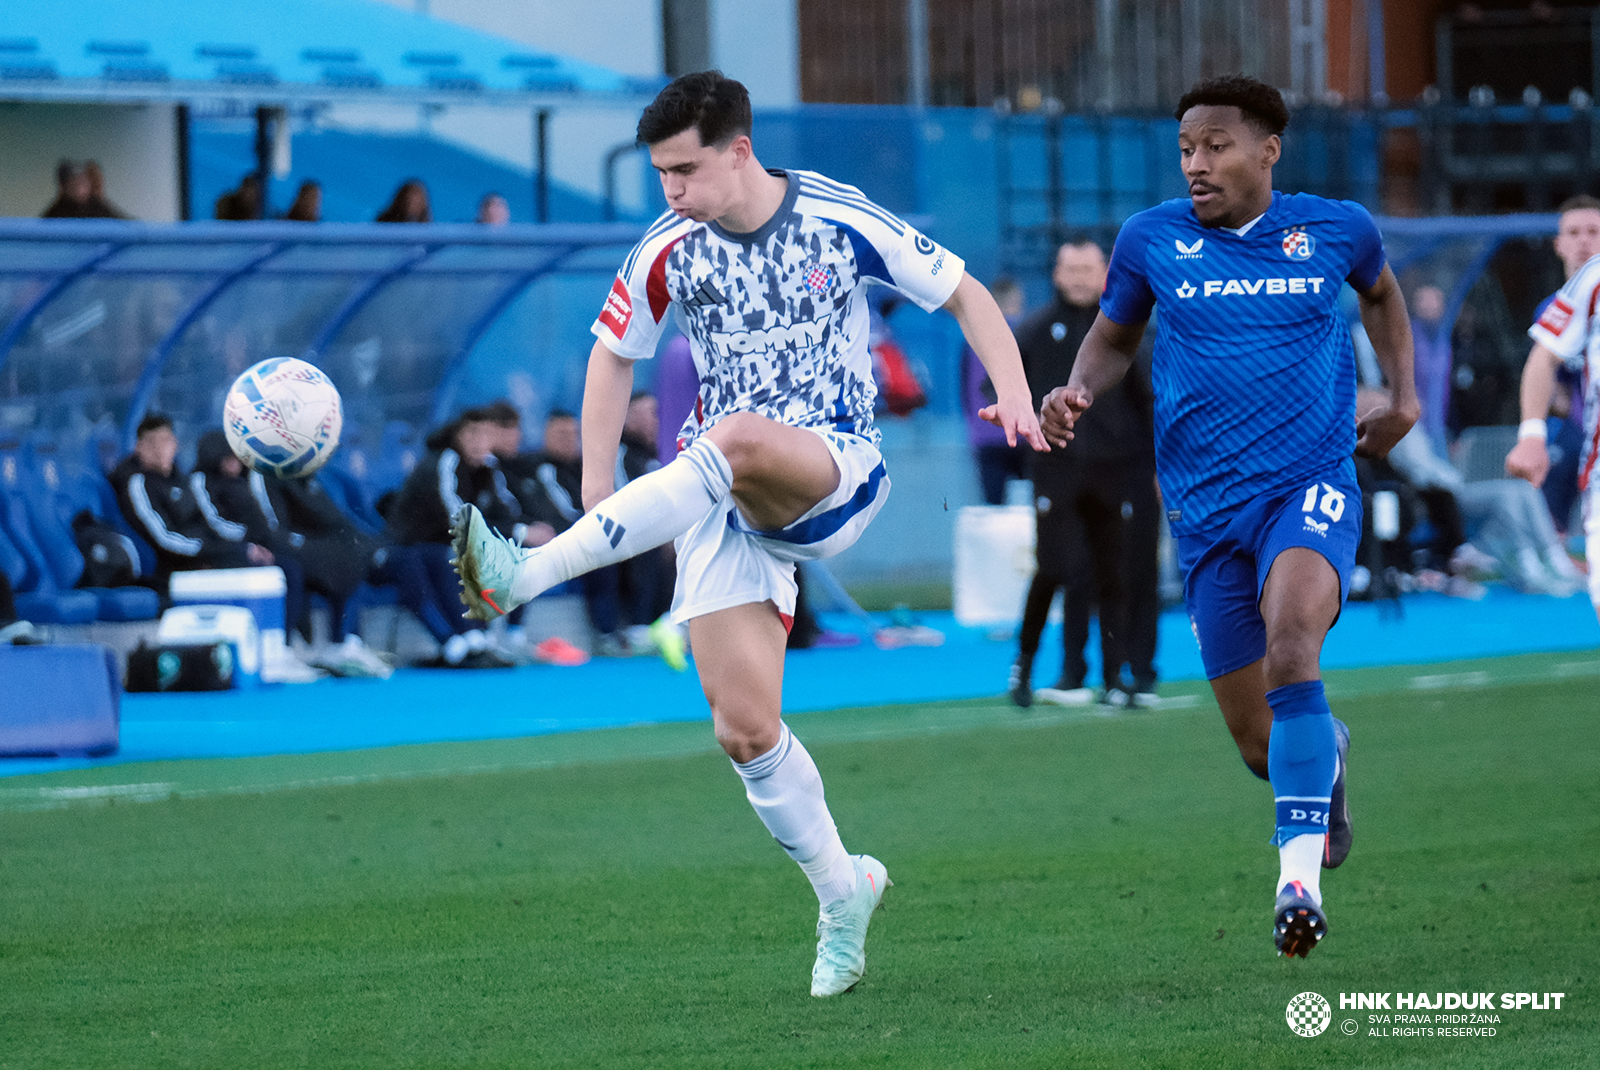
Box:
[1518,418,1548,441]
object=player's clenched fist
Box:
[1505,437,1551,487]
[1039,385,1093,449]
[1353,397,1418,460]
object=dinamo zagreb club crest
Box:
[1282,228,1315,260]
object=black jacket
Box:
[190,430,278,548]
[1015,294,1155,468]
[385,449,524,546]
[110,454,249,576]
[499,452,575,533]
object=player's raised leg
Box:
[691,601,889,997]
[453,412,841,621]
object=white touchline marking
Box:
[1409,671,1492,690]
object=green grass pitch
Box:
[1,652,1596,1068]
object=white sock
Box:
[1277,832,1325,906]
[442,633,469,665]
[511,436,733,603]
[733,723,858,905]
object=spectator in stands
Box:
[191,431,388,678]
[283,180,322,222]
[40,160,125,219]
[383,408,527,667]
[110,414,270,593]
[41,160,89,217]
[82,161,129,219]
[1009,239,1158,709]
[477,192,510,225]
[962,276,1027,504]
[376,180,431,223]
[1409,284,1453,454]
[214,175,262,221]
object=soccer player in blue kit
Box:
[1041,76,1419,958]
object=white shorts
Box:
[670,429,890,626]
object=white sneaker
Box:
[262,647,324,684]
[312,635,393,679]
[1035,685,1094,707]
[810,854,891,997]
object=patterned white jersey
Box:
[591,169,964,449]
[1529,255,1600,489]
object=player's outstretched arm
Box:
[943,272,1047,450]
[580,339,636,512]
[1506,343,1563,487]
[1354,264,1420,458]
[1040,313,1143,449]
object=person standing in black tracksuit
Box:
[1009,238,1160,708]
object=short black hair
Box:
[136,412,172,438]
[545,408,577,423]
[637,70,752,148]
[1175,75,1289,138]
[1058,232,1105,256]
[481,399,521,428]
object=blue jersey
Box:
[1100,191,1386,537]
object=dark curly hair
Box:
[1175,75,1289,138]
[637,70,752,148]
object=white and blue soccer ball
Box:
[223,357,343,479]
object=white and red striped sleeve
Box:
[1530,256,1600,367]
[590,212,693,361]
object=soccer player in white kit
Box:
[1506,209,1600,627]
[452,71,1044,996]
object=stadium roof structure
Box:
[0,217,646,456]
[0,0,660,108]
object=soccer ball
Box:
[223,357,343,479]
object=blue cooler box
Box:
[168,567,286,671]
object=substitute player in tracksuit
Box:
[1042,75,1418,958]
[453,71,1044,996]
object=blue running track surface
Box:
[2,587,1595,776]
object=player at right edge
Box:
[1040,76,1418,957]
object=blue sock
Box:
[1266,680,1338,847]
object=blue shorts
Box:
[1177,470,1363,680]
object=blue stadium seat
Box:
[0,443,156,622]
[370,420,421,502]
[0,512,97,625]
[317,465,385,534]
